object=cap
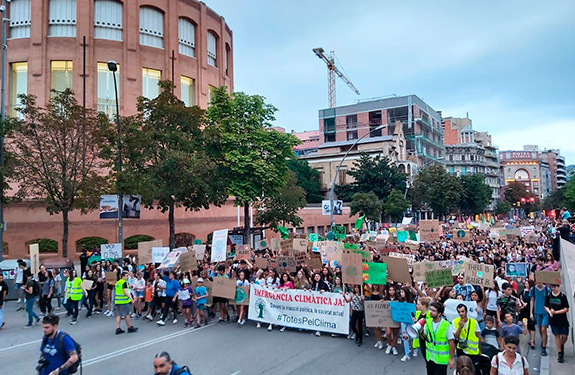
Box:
[182,278,190,284]
[197,278,204,283]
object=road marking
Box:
[228,371,242,375]
[82,323,214,366]
[0,339,42,352]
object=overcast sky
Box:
[206,0,575,165]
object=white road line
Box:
[0,339,42,352]
[228,371,242,375]
[82,323,214,366]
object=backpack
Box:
[174,365,192,375]
[32,280,41,296]
[41,332,82,374]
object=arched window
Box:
[178,18,196,58]
[48,0,76,37]
[207,31,218,67]
[9,0,31,39]
[139,6,163,48]
[94,0,123,41]
[514,169,529,181]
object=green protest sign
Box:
[344,243,359,250]
[362,262,387,285]
[333,226,346,240]
[194,239,202,245]
[309,233,318,242]
[425,268,453,288]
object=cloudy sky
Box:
[206,0,575,164]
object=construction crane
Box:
[312,47,360,108]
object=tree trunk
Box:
[62,210,69,258]
[169,198,176,249]
[243,202,250,246]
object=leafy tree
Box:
[334,184,356,202]
[206,87,300,244]
[286,159,323,203]
[494,200,511,216]
[349,191,383,222]
[410,166,463,217]
[563,179,575,211]
[384,188,411,222]
[10,90,113,257]
[542,186,565,210]
[346,153,406,201]
[121,81,227,248]
[255,171,306,229]
[459,174,492,215]
[503,181,533,204]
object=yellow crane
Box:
[312,47,360,108]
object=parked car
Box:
[0,258,31,300]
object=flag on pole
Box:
[354,215,365,231]
[277,226,289,239]
[490,216,495,225]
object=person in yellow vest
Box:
[115,271,138,334]
[65,269,87,325]
[423,302,455,375]
[413,296,431,359]
[453,303,481,375]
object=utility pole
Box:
[0,0,8,260]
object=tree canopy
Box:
[384,188,411,221]
[410,166,463,216]
[286,159,323,203]
[349,191,383,222]
[459,174,492,215]
[255,171,306,229]
[345,154,407,202]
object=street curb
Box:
[539,349,549,375]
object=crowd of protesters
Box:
[4,209,574,375]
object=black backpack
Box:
[32,280,41,296]
[174,364,192,375]
[41,332,82,374]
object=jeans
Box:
[16,283,25,307]
[86,290,96,316]
[39,295,53,314]
[401,322,411,356]
[26,297,39,325]
[66,299,79,320]
[0,303,4,327]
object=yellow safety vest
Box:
[115,279,130,305]
[453,317,480,355]
[67,277,83,301]
[425,318,451,365]
[413,310,431,349]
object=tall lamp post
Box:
[0,0,7,261]
[107,61,123,246]
[329,125,385,228]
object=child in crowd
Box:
[194,278,208,328]
[480,316,500,356]
[174,279,194,328]
[144,279,154,319]
[499,312,524,353]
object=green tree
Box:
[384,188,411,222]
[542,186,565,210]
[121,81,227,248]
[334,184,356,202]
[494,200,512,216]
[504,181,533,204]
[255,171,306,229]
[410,166,463,217]
[206,87,300,244]
[346,153,406,201]
[563,179,575,211]
[459,174,492,215]
[10,90,113,257]
[286,159,323,203]
[349,191,383,222]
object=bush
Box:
[76,237,109,252]
[29,238,58,253]
[2,242,8,255]
[124,234,154,250]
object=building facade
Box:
[318,95,445,168]
[5,0,233,117]
[540,149,567,191]
[500,147,551,200]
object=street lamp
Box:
[108,61,123,246]
[329,125,385,228]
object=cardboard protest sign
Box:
[378,244,397,254]
[292,238,308,253]
[352,249,370,263]
[362,262,387,285]
[388,252,416,267]
[413,261,437,282]
[179,251,197,272]
[29,243,40,276]
[342,251,363,285]
[203,279,213,307]
[152,247,170,263]
[230,285,250,305]
[525,233,538,244]
[389,301,417,324]
[105,272,117,285]
[396,231,408,243]
[211,229,228,262]
[267,258,278,270]
[419,220,441,242]
[535,271,561,285]
[100,243,122,260]
[254,257,268,269]
[256,239,269,250]
[453,229,470,242]
[381,256,411,284]
[322,241,343,263]
[211,277,236,299]
[192,244,206,260]
[235,245,251,260]
[138,239,163,265]
[269,238,281,252]
[294,252,307,267]
[425,268,454,288]
[82,279,94,290]
[463,262,494,287]
[277,256,297,273]
[307,257,323,271]
[505,263,528,278]
[365,301,400,328]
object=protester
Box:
[65,269,87,325]
[115,271,138,334]
[174,278,194,328]
[344,284,365,346]
[0,273,8,330]
[194,278,208,328]
[544,283,570,363]
[453,303,481,372]
[153,351,191,375]
[38,314,80,375]
[490,335,529,375]
[157,271,180,326]
[423,302,455,375]
[23,269,40,328]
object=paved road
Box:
[0,301,544,375]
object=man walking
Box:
[544,284,570,363]
[0,273,9,330]
[38,314,79,375]
[453,303,481,372]
[529,281,550,356]
[23,269,40,328]
[115,271,138,334]
[424,302,455,375]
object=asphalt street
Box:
[0,301,544,375]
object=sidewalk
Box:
[546,326,574,375]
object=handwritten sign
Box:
[362,262,387,285]
[381,256,411,284]
[211,277,237,299]
[211,229,229,262]
[342,251,363,285]
[138,239,162,265]
[453,229,470,243]
[152,247,170,263]
[192,244,206,260]
[277,255,297,273]
[292,238,308,253]
[419,220,441,242]
[426,268,454,288]
[464,262,494,287]
[29,243,40,276]
[101,243,123,259]
[179,252,197,271]
[535,271,561,285]
[365,301,400,328]
[82,279,94,290]
[235,245,251,260]
[257,239,269,250]
[389,301,417,324]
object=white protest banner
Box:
[520,226,535,237]
[100,243,122,259]
[192,244,206,260]
[152,247,170,263]
[388,252,416,266]
[248,284,349,334]
[159,249,184,269]
[444,299,478,323]
[211,229,228,262]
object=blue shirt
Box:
[154,363,190,375]
[195,286,207,304]
[165,279,180,298]
[40,331,76,375]
[529,286,550,315]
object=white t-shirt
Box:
[429,319,455,341]
[487,290,501,311]
[490,352,528,375]
[15,267,23,284]
[133,278,145,292]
